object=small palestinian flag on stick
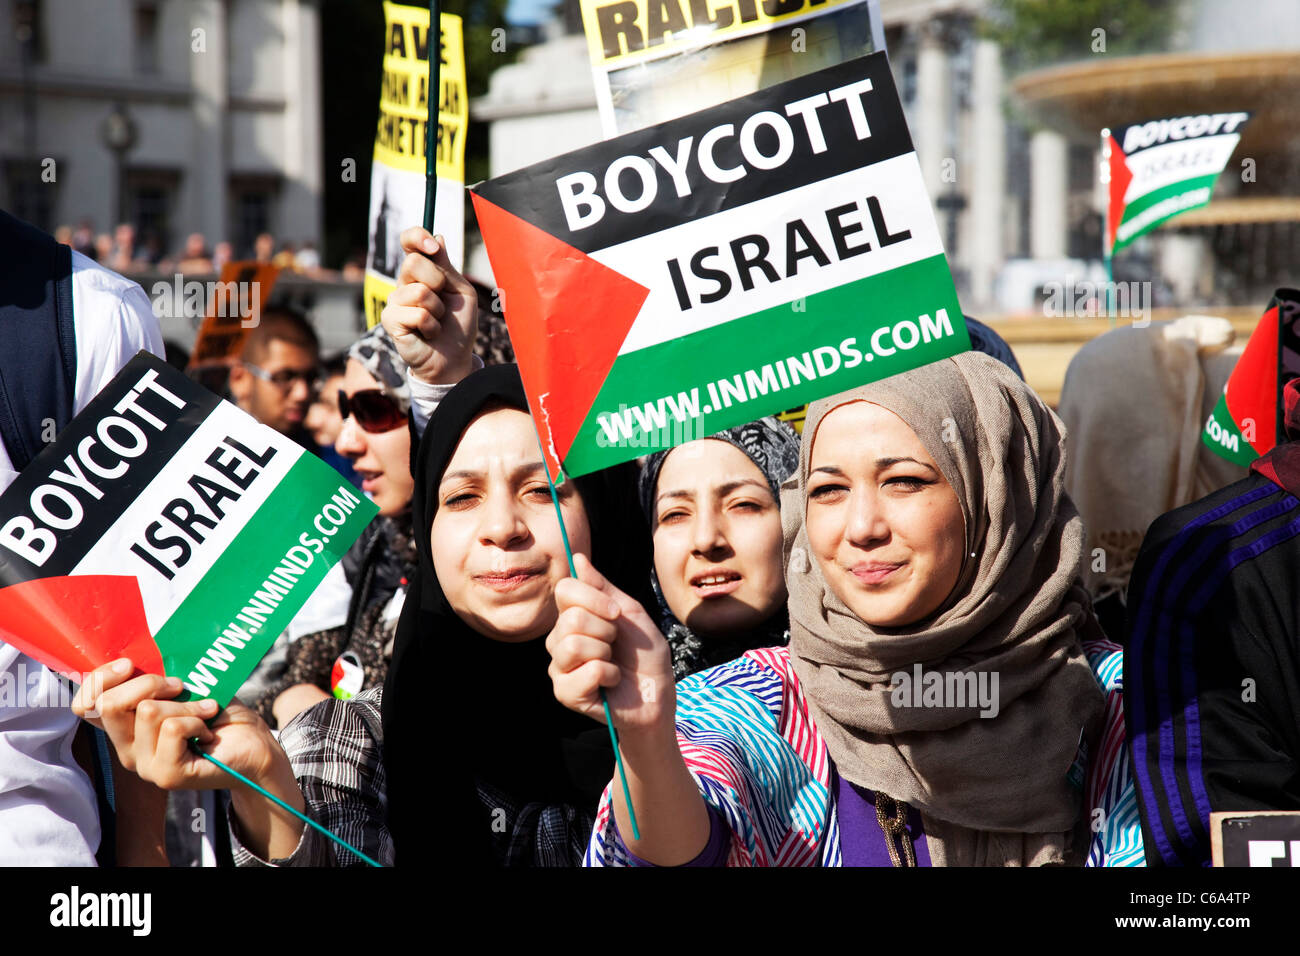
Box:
[1103,111,1251,261]
[0,353,376,705]
[1203,288,1300,466]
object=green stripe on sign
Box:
[564,254,968,476]
[1113,174,1220,255]
[1201,391,1257,467]
[156,454,377,704]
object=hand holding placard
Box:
[73,657,310,862]
[381,227,479,386]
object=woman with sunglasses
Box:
[252,324,426,729]
[251,227,483,728]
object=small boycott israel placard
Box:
[1211,811,1300,867]
[1202,288,1300,466]
[1104,111,1251,259]
[471,52,968,479]
[364,1,468,327]
[0,352,376,705]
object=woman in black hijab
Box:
[384,363,652,866]
[73,364,650,868]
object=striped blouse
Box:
[587,643,1145,867]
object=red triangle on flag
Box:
[1107,134,1133,254]
[0,574,163,680]
[1225,304,1280,454]
[470,192,649,477]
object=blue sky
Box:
[505,0,559,26]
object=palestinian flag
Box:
[1104,111,1250,259]
[0,353,375,704]
[1202,288,1300,466]
[470,52,967,480]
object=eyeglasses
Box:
[243,362,319,391]
[338,388,406,433]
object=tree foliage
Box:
[983,0,1184,72]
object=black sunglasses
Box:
[338,388,405,433]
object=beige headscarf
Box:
[783,351,1104,866]
[1058,316,1247,600]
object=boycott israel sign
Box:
[1202,288,1300,466]
[0,353,376,704]
[1104,111,1251,259]
[470,52,968,478]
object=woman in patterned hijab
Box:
[637,418,800,678]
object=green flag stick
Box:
[191,742,384,867]
[423,0,441,232]
[534,432,643,841]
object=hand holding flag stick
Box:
[71,659,387,865]
[414,2,641,838]
[383,227,479,384]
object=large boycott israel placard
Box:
[471,52,969,478]
[0,353,375,704]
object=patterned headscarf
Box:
[347,324,411,415]
[637,417,800,522]
[637,417,800,678]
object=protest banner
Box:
[580,0,883,136]
[0,352,376,705]
[471,52,970,480]
[365,1,467,327]
[185,261,282,370]
[1202,288,1300,466]
[1103,111,1251,261]
[1211,811,1300,866]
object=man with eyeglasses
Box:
[227,307,322,445]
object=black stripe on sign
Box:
[0,351,223,584]
[472,51,913,254]
[1114,111,1252,157]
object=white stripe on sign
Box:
[71,403,301,634]
[1123,134,1241,204]
[594,152,945,356]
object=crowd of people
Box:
[2,204,1298,869]
[52,220,351,280]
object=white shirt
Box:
[0,250,164,865]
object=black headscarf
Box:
[381,364,651,866]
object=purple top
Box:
[609,763,931,866]
[833,767,931,866]
[613,804,731,866]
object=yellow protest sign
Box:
[579,0,883,135]
[365,2,468,327]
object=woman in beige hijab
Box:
[1057,316,1246,638]
[548,351,1107,866]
